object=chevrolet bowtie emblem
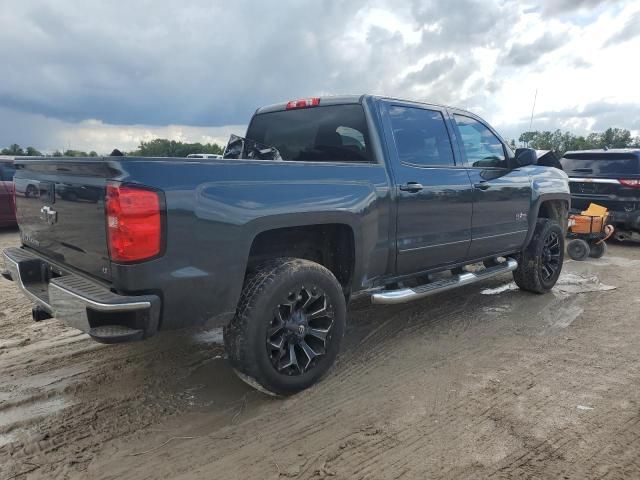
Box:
[40,205,58,225]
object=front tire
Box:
[513,219,564,293]
[224,258,346,396]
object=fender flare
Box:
[522,193,571,248]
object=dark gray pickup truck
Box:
[2,95,570,395]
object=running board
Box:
[371,258,518,305]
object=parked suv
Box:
[3,95,570,395]
[561,149,640,242]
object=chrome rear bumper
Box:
[2,247,160,341]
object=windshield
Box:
[245,104,373,163]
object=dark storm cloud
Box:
[0,0,375,126]
[604,10,640,46]
[501,32,566,66]
[0,0,524,128]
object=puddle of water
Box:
[554,273,616,294]
[544,304,584,329]
[481,283,518,295]
[481,273,615,296]
[0,396,69,430]
[181,358,252,408]
[192,327,224,345]
[0,430,19,447]
[482,305,512,316]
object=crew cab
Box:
[2,95,570,395]
[561,149,640,242]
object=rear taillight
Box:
[106,184,162,262]
[619,179,640,188]
[285,97,321,110]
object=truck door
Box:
[381,103,474,275]
[451,114,531,258]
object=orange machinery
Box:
[566,203,614,260]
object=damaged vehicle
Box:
[2,95,570,395]
[561,149,640,242]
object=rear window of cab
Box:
[246,104,373,163]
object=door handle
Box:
[473,182,490,190]
[399,182,424,193]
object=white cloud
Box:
[0,0,638,151]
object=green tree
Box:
[517,127,636,156]
[129,139,224,157]
[1,144,25,155]
[25,146,42,156]
[63,149,90,157]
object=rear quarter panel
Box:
[113,158,392,329]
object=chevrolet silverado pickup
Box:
[2,95,570,395]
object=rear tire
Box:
[224,258,346,396]
[513,219,564,293]
[567,239,590,261]
[588,241,607,259]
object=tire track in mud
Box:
[2,226,640,480]
[88,283,580,479]
[115,286,636,480]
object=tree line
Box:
[2,139,224,158]
[3,127,640,159]
[515,127,640,156]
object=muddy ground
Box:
[0,227,639,480]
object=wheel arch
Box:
[523,194,570,248]
[246,220,357,296]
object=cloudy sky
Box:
[1,0,639,153]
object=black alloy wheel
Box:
[540,230,562,280]
[267,285,335,375]
[224,258,346,395]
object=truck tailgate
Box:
[14,160,114,281]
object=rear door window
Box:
[388,106,455,167]
[454,115,507,168]
[246,104,372,163]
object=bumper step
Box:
[89,325,144,344]
[371,258,519,305]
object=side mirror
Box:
[514,148,537,167]
[223,134,245,159]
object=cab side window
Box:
[389,106,456,167]
[454,115,507,168]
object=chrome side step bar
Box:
[371,258,518,305]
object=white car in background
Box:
[187,153,222,159]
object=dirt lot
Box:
[1,227,639,480]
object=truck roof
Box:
[254,94,469,116]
